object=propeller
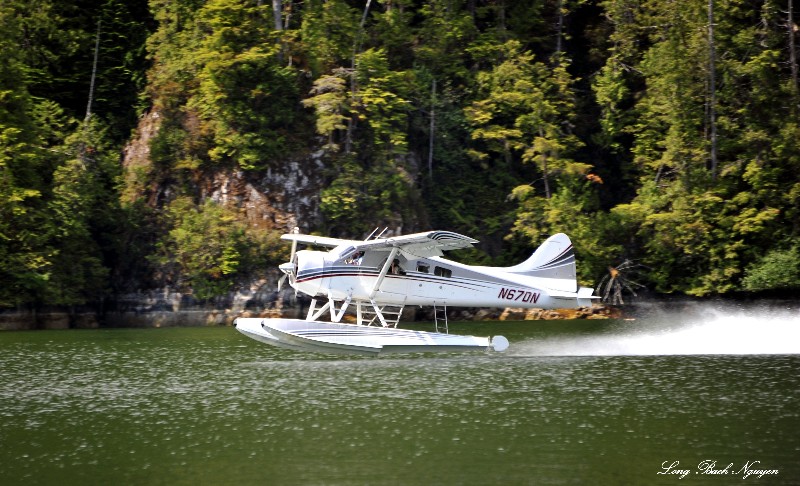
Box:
[277,263,291,291]
[277,227,300,291]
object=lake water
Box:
[1,307,799,485]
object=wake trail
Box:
[510,308,800,357]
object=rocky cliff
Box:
[122,110,327,234]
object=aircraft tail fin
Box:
[506,233,577,292]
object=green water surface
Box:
[1,319,798,485]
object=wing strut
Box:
[306,298,331,321]
[306,296,352,323]
[329,293,351,323]
[369,247,399,300]
[360,300,404,328]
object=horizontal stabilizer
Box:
[577,287,597,307]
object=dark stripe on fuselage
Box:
[297,266,379,281]
[295,266,501,293]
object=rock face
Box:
[121,110,327,234]
[498,305,622,320]
[0,281,306,330]
[102,285,306,328]
[0,296,621,330]
[106,110,329,325]
[204,158,326,233]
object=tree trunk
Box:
[497,0,507,39]
[360,0,372,29]
[789,0,799,103]
[272,0,282,31]
[542,155,551,199]
[708,0,718,180]
[428,79,436,178]
[85,20,101,124]
[283,0,292,30]
[556,0,564,55]
[345,0,373,154]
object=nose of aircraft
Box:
[291,250,325,297]
[277,252,299,291]
[279,261,295,276]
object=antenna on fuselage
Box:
[365,227,380,241]
[365,227,389,240]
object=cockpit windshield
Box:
[331,245,357,262]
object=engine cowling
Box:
[292,250,327,297]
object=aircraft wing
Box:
[280,233,359,248]
[353,231,479,259]
[282,230,478,259]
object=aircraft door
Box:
[375,255,409,304]
[409,261,454,304]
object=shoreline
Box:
[1,292,796,331]
[0,304,618,331]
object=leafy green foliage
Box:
[353,48,413,155]
[3,0,800,310]
[742,247,800,291]
[299,0,359,75]
[152,198,285,300]
[0,124,49,306]
[152,198,245,300]
[147,0,303,172]
[45,119,123,305]
[190,1,299,169]
[302,72,349,151]
[319,156,419,237]
[466,41,589,195]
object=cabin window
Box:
[417,264,429,273]
[390,259,406,276]
[434,266,452,278]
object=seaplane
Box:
[235,228,597,355]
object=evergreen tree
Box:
[4,0,800,309]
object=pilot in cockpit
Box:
[390,258,405,275]
[347,251,364,265]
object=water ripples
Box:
[1,321,799,484]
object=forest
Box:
[1,0,799,310]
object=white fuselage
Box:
[290,250,584,310]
